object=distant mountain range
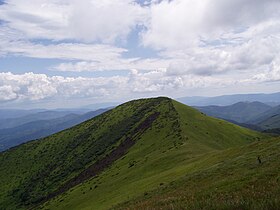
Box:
[195,101,271,123]
[0,108,110,152]
[0,110,86,129]
[178,92,280,106]
[196,102,280,134]
[1,92,279,153]
[0,109,46,119]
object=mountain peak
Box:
[0,98,266,209]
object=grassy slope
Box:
[115,137,280,210]
[0,98,166,209]
[41,100,265,210]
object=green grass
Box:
[114,137,280,210]
[39,100,268,210]
[0,97,169,209]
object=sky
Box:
[0,0,280,109]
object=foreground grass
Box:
[114,137,280,210]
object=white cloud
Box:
[0,71,221,102]
[51,58,170,72]
[0,70,278,105]
[0,72,128,102]
[165,35,280,76]
[0,85,18,101]
[0,28,127,61]
[1,0,280,77]
[68,0,147,43]
[0,0,147,43]
[0,27,171,72]
[128,69,183,92]
[142,0,280,49]
[252,57,280,82]
[0,0,280,105]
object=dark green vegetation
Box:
[0,109,109,152]
[0,97,277,210]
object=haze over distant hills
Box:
[0,109,47,120]
[196,101,272,123]
[0,110,86,129]
[196,102,280,134]
[0,108,110,152]
[177,92,280,106]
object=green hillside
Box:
[41,99,266,210]
[116,136,280,210]
[0,98,272,210]
[0,98,164,209]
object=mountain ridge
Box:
[195,101,271,123]
[0,97,270,209]
[178,92,280,106]
[0,108,110,152]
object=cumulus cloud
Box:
[140,0,280,76]
[0,71,218,103]
[0,0,147,42]
[165,35,280,76]
[0,0,280,104]
[0,27,127,61]
[68,0,147,42]
[128,69,183,92]
[142,0,280,49]
[1,0,280,77]
[0,67,278,105]
[0,85,18,101]
[252,57,280,82]
[0,72,128,102]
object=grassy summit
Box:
[0,97,275,210]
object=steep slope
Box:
[196,101,271,123]
[0,108,109,152]
[0,98,171,209]
[35,99,266,210]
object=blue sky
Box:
[0,0,280,109]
